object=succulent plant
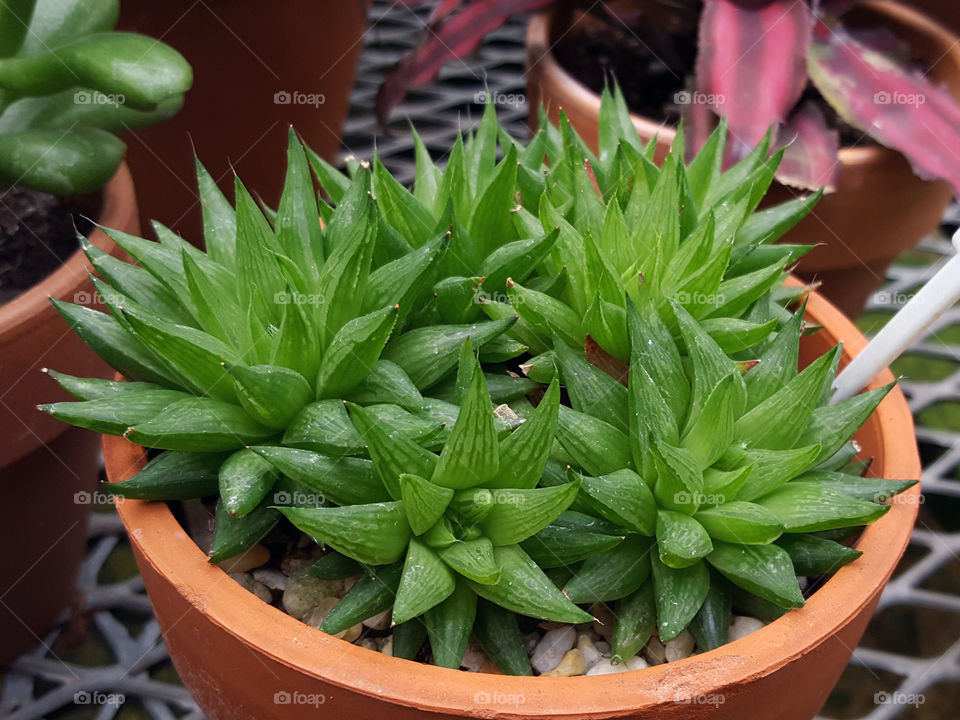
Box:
[545,288,915,655]
[315,90,824,374]
[0,0,192,194]
[41,95,913,675]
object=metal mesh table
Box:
[2,3,958,718]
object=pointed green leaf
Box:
[491,380,560,490]
[426,579,477,669]
[227,364,312,430]
[439,538,501,584]
[706,541,804,609]
[480,482,580,546]
[316,304,399,399]
[564,535,652,603]
[651,555,710,641]
[393,538,457,624]
[755,483,889,532]
[277,502,410,566]
[580,468,656,536]
[611,581,656,664]
[400,473,454,535]
[252,446,388,506]
[219,448,279,518]
[467,545,593,624]
[695,502,783,545]
[657,510,714,568]
[125,397,274,451]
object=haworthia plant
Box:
[43,87,912,674]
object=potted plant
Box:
[379,0,960,317]
[0,0,191,665]
[43,99,918,717]
[116,0,368,241]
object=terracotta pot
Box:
[0,164,139,665]
[117,0,367,242]
[104,285,919,719]
[526,2,960,318]
[906,0,960,35]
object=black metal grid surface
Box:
[2,3,958,718]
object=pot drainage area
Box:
[2,3,960,718]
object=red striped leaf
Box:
[778,101,841,191]
[697,0,814,161]
[808,20,960,194]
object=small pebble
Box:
[576,634,602,669]
[363,608,392,630]
[540,648,586,677]
[594,640,611,656]
[523,632,540,654]
[461,641,487,672]
[589,603,614,641]
[252,567,288,591]
[643,635,667,665]
[585,658,629,676]
[229,573,272,604]
[797,576,810,592]
[665,631,695,662]
[181,500,213,554]
[625,655,649,671]
[357,638,379,651]
[282,570,344,620]
[729,616,766,642]
[380,636,393,656]
[531,626,576,673]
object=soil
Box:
[549,0,883,148]
[0,187,101,307]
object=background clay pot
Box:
[104,286,920,720]
[117,0,367,243]
[526,1,960,318]
[0,164,139,665]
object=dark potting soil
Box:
[0,186,101,307]
[550,0,879,148]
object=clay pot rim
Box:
[0,164,132,343]
[527,1,960,169]
[105,282,920,716]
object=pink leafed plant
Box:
[379,0,960,195]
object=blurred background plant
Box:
[0,0,191,196]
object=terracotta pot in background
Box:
[0,163,139,665]
[104,285,919,720]
[117,0,367,243]
[526,2,960,318]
